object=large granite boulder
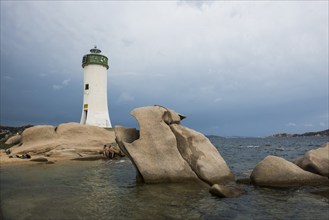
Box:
[5,134,22,145]
[8,123,115,159]
[115,105,234,185]
[294,143,329,177]
[250,155,329,187]
[170,124,234,184]
[117,106,200,183]
[11,125,59,155]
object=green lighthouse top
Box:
[82,46,109,69]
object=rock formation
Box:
[115,106,200,183]
[250,155,329,187]
[294,142,329,177]
[115,105,234,185]
[5,134,21,145]
[8,122,116,159]
[170,124,234,185]
[209,184,246,198]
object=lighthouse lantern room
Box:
[80,46,112,128]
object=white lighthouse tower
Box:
[80,46,112,128]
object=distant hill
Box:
[272,129,329,138]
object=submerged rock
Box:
[115,105,234,185]
[209,184,246,198]
[236,178,251,185]
[250,155,329,187]
[72,155,106,161]
[294,142,329,177]
[30,157,48,162]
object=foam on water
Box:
[246,145,260,148]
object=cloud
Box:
[52,85,62,90]
[52,78,71,90]
[1,1,328,136]
[3,76,13,80]
[319,122,326,127]
[285,122,297,127]
[62,78,71,86]
[117,92,135,103]
[121,38,134,47]
[214,98,222,103]
[39,73,48,77]
[177,0,214,10]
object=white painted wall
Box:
[80,64,112,128]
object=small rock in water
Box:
[209,184,246,198]
[30,157,48,162]
[72,155,105,161]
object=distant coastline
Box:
[272,129,329,138]
[1,125,328,146]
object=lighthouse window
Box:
[82,56,87,64]
[85,84,89,90]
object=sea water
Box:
[1,137,328,220]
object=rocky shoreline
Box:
[1,106,328,198]
[272,129,329,138]
[0,123,121,166]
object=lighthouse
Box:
[80,46,112,128]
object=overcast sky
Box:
[1,1,328,136]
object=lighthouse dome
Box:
[82,46,109,69]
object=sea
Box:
[1,136,328,220]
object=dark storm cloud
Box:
[1,1,328,136]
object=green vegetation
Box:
[272,129,329,138]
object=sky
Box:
[1,1,328,137]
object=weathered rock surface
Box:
[294,142,329,177]
[170,124,234,184]
[115,106,234,185]
[115,126,139,148]
[8,123,115,159]
[5,134,21,145]
[250,155,329,187]
[118,106,200,183]
[115,126,142,179]
[209,184,246,198]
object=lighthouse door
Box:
[82,110,88,124]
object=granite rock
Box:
[250,155,329,187]
[294,142,329,177]
[115,106,234,185]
